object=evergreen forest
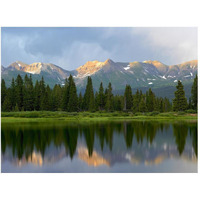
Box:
[1,74,198,113]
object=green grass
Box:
[1,111,197,123]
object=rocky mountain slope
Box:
[2,61,73,87]
[1,59,197,98]
[75,59,197,89]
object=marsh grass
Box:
[1,111,197,123]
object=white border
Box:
[0,0,199,200]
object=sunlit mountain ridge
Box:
[1,59,197,99]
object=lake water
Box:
[1,120,197,173]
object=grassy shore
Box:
[1,111,197,123]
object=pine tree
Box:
[83,77,95,111]
[124,85,133,110]
[139,95,147,113]
[83,77,91,110]
[97,82,105,110]
[159,97,164,113]
[62,78,69,111]
[57,84,63,110]
[164,97,171,112]
[146,88,155,112]
[51,84,62,111]
[1,79,7,106]
[23,75,34,111]
[10,78,16,110]
[34,80,41,110]
[40,76,47,110]
[38,84,51,111]
[154,97,160,112]
[132,89,140,113]
[68,75,78,112]
[105,82,114,111]
[14,103,19,112]
[173,80,188,111]
[23,74,29,110]
[78,92,83,111]
[29,75,34,110]
[113,95,123,111]
[2,96,12,111]
[188,97,192,110]
[191,74,197,111]
[45,85,51,111]
[94,92,99,111]
[104,88,108,108]
[89,89,95,112]
[15,74,24,111]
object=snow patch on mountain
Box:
[124,66,130,70]
[26,71,36,74]
[190,65,196,69]
[167,75,176,78]
[147,78,156,81]
[160,75,167,79]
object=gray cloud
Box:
[131,27,197,65]
[1,27,197,70]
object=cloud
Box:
[1,27,197,69]
[1,28,113,69]
[131,27,197,65]
[50,41,112,69]
[1,33,39,65]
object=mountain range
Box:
[1,59,198,99]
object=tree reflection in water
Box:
[1,120,197,164]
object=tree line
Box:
[1,74,198,112]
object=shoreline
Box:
[1,111,197,123]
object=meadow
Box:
[1,110,197,123]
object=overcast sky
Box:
[1,27,197,70]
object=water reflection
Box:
[78,147,110,167]
[1,120,197,172]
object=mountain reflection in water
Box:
[1,120,197,172]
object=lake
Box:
[1,120,197,173]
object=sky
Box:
[1,27,197,70]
